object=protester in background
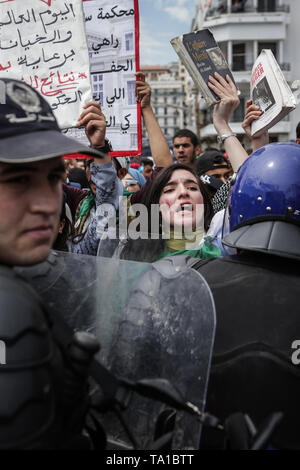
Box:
[122,167,146,195]
[76,159,86,170]
[53,192,72,252]
[140,157,154,180]
[196,150,233,184]
[172,129,201,168]
[68,166,89,189]
[70,103,123,255]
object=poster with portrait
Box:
[0,0,93,129]
[66,0,142,157]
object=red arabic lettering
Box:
[252,62,264,87]
[22,71,82,97]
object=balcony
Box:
[232,61,291,83]
[206,1,290,18]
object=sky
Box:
[138,0,199,66]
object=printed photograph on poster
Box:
[207,47,228,71]
[252,76,275,114]
[66,0,142,156]
[0,0,93,129]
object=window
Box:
[258,42,277,59]
[258,0,276,12]
[232,97,245,122]
[127,80,136,105]
[125,33,134,51]
[232,43,245,71]
[92,73,104,105]
[130,133,138,148]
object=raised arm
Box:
[208,72,249,172]
[136,72,173,167]
[68,102,122,255]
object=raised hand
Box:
[208,72,240,134]
[135,72,151,110]
[242,99,269,151]
[77,101,106,148]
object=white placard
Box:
[0,0,93,129]
[68,0,141,156]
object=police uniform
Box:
[195,143,300,449]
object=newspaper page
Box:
[250,50,295,137]
[66,0,142,157]
[0,0,93,129]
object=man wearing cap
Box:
[196,150,233,185]
[0,78,108,448]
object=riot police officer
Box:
[0,78,105,449]
[194,143,300,449]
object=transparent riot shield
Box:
[16,251,216,450]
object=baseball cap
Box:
[196,150,232,176]
[0,78,105,163]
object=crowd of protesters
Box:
[0,64,300,450]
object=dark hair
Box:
[53,192,71,252]
[173,129,200,148]
[141,157,154,167]
[296,122,300,139]
[120,164,213,262]
[85,158,94,168]
[68,167,89,189]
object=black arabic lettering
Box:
[0,39,18,50]
[38,30,57,45]
[39,3,75,34]
[42,49,61,63]
[121,113,131,132]
[0,10,12,27]
[97,5,135,20]
[39,9,52,34]
[106,116,116,128]
[52,30,72,44]
[92,34,119,52]
[51,91,81,110]
[96,59,133,75]
[10,8,35,25]
[113,36,119,48]
[106,87,125,106]
[17,29,46,49]
[18,55,41,68]
[48,49,75,70]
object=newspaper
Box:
[251,49,296,137]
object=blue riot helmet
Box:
[222,143,300,260]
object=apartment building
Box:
[192,0,300,148]
[140,64,185,142]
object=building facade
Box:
[140,64,185,144]
[192,0,300,148]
